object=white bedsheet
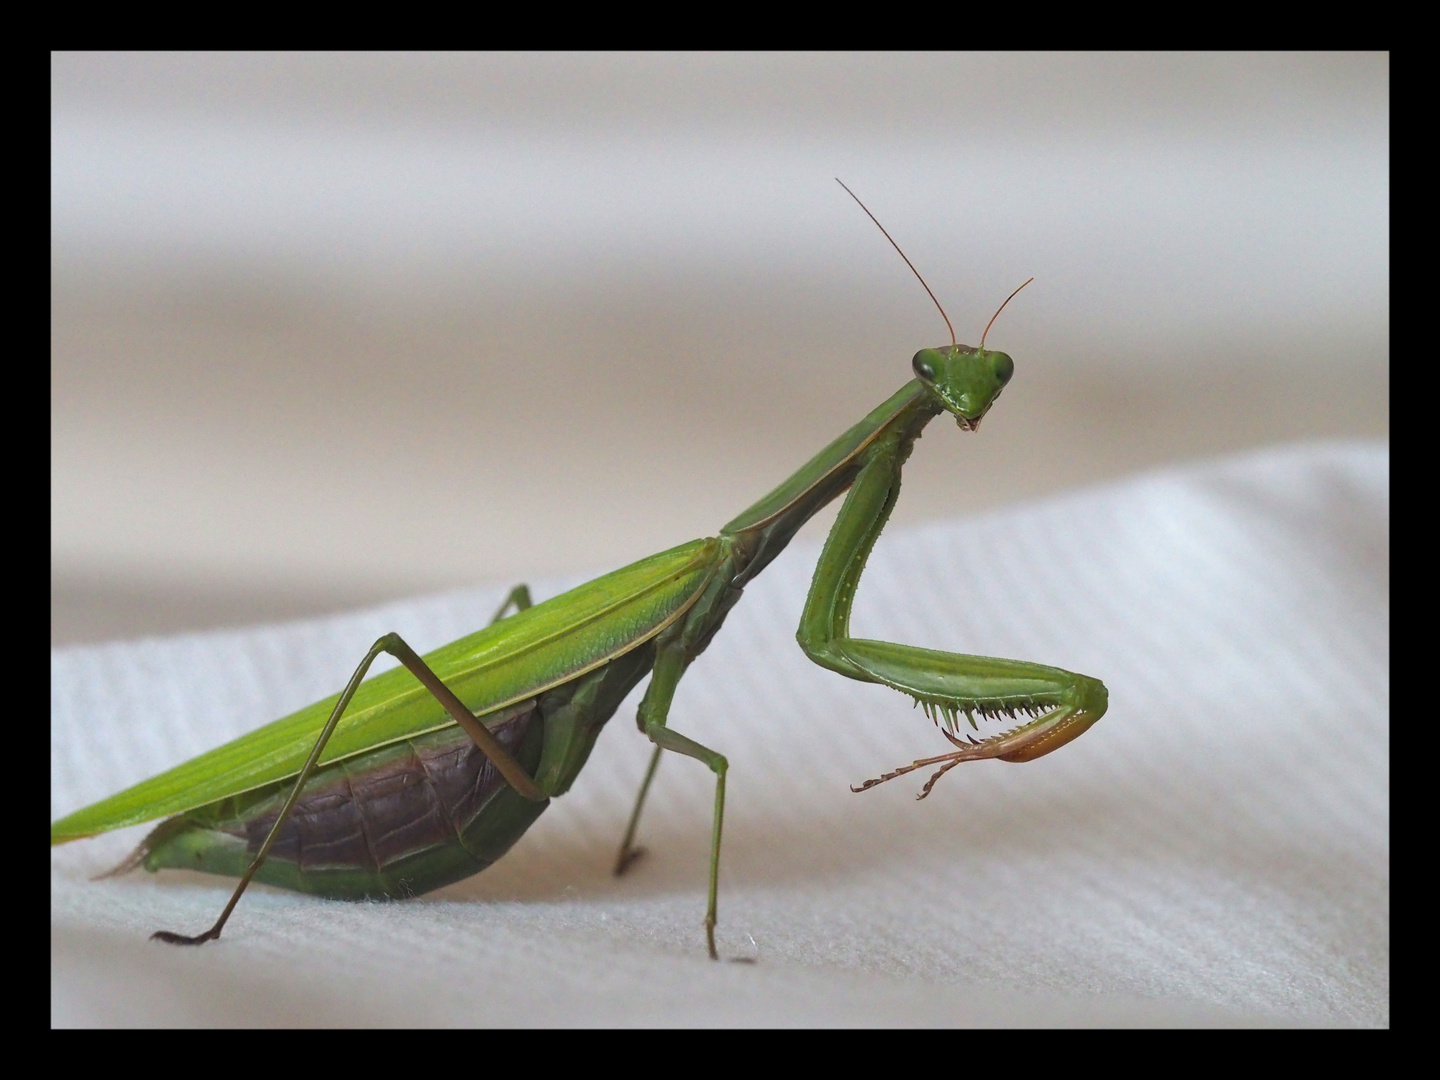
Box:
[51,440,1389,1027]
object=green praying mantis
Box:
[50,182,1108,960]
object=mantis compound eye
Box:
[912,351,939,382]
[991,352,1014,386]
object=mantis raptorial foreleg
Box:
[798,425,1107,798]
[150,621,548,945]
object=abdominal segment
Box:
[137,704,547,900]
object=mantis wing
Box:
[52,538,722,842]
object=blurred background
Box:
[51,53,1389,646]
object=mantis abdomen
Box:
[135,706,548,899]
[131,641,660,898]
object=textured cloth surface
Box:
[51,441,1389,1027]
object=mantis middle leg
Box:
[614,745,662,876]
[797,434,1107,797]
[620,637,729,960]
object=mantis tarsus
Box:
[50,182,1109,960]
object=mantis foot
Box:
[151,927,221,946]
[613,845,647,876]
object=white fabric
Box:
[51,441,1389,1027]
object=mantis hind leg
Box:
[150,631,548,946]
[796,437,1107,799]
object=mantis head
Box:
[831,178,1029,431]
[912,345,1014,431]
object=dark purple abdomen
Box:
[142,702,547,898]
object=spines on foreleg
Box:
[859,677,1107,798]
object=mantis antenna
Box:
[980,277,1034,351]
[835,178,956,349]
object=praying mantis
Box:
[50,182,1108,960]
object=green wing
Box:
[52,538,722,843]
